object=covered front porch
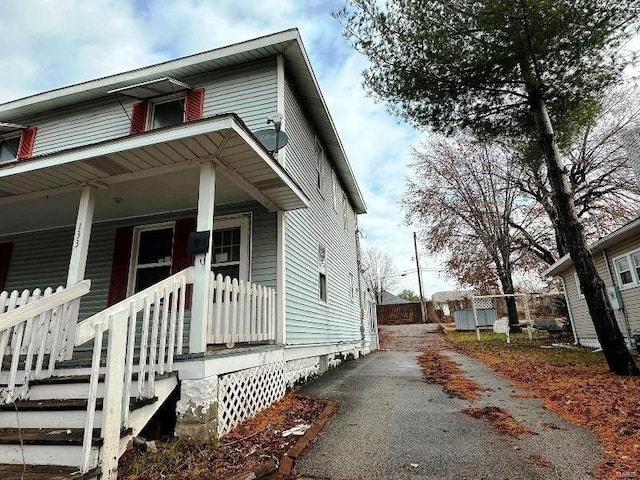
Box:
[0,113,308,355]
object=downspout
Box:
[355,220,366,350]
[559,276,579,345]
[602,250,633,348]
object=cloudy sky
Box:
[0,0,458,296]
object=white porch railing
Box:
[74,267,193,479]
[207,274,277,346]
[0,281,91,404]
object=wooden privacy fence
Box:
[377,302,422,325]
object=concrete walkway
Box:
[297,324,601,480]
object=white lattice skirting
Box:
[285,357,320,387]
[217,361,286,436]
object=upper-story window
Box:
[315,138,324,194]
[0,126,37,164]
[126,87,205,135]
[0,135,21,164]
[332,171,339,212]
[150,97,186,129]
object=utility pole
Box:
[413,232,427,323]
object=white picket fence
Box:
[75,267,193,478]
[207,274,277,346]
[0,281,91,403]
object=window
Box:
[211,216,250,282]
[129,223,175,294]
[332,171,339,212]
[349,273,354,300]
[0,135,21,163]
[342,193,348,231]
[150,97,186,130]
[315,138,324,194]
[319,273,327,303]
[573,273,585,299]
[129,88,204,134]
[318,243,327,303]
[612,249,640,289]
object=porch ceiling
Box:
[0,114,309,216]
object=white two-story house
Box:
[0,29,376,480]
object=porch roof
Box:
[0,114,309,213]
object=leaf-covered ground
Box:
[446,331,640,480]
[118,392,326,479]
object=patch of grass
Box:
[445,330,606,367]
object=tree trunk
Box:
[498,274,520,329]
[530,91,638,376]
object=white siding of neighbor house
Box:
[283,79,362,345]
[9,60,277,158]
[561,237,640,348]
[621,128,640,190]
[1,202,277,326]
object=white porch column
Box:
[66,186,96,287]
[276,211,286,344]
[64,186,95,359]
[190,161,216,354]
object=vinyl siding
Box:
[1,201,276,329]
[283,79,362,345]
[561,239,640,348]
[10,60,277,158]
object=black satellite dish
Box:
[255,129,289,153]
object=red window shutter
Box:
[17,128,37,160]
[184,89,205,122]
[171,218,196,274]
[107,226,134,306]
[0,243,13,291]
[129,101,148,134]
[172,218,196,309]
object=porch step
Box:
[0,427,101,467]
[0,397,158,429]
[0,427,102,446]
[0,464,99,480]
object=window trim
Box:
[127,221,176,295]
[613,249,640,290]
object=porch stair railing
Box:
[0,281,91,404]
[75,266,193,479]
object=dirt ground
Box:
[118,393,327,479]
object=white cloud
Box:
[0,0,458,295]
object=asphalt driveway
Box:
[297,324,601,480]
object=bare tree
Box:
[362,247,398,305]
[405,135,544,326]
[514,87,640,254]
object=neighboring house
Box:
[432,290,473,316]
[0,29,375,479]
[545,217,640,349]
[380,290,409,305]
[546,128,640,349]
